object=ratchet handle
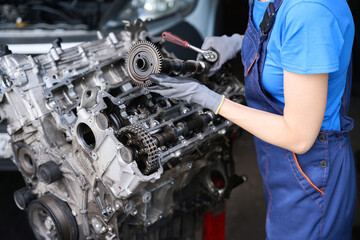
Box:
[162,32,189,48]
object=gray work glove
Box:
[197,34,243,76]
[148,74,225,114]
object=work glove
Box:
[148,74,225,114]
[197,34,243,76]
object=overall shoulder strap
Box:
[273,0,283,11]
[256,0,285,114]
[259,0,283,40]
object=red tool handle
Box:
[162,32,189,48]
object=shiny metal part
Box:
[27,194,78,240]
[125,41,162,86]
[187,44,218,62]
[117,124,159,175]
[0,19,245,240]
[161,31,218,62]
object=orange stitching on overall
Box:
[245,54,258,77]
[284,151,323,209]
[243,34,268,111]
[293,152,324,195]
[244,33,258,77]
[319,191,325,240]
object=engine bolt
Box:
[131,209,138,216]
[44,216,55,231]
[115,200,122,210]
[91,217,106,234]
[124,202,134,213]
[142,192,152,203]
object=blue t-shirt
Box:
[253,0,354,130]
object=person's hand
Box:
[148,74,225,114]
[197,34,243,76]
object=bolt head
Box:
[44,216,55,231]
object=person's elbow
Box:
[291,137,316,154]
[284,119,321,154]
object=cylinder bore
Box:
[27,194,78,240]
[77,123,96,150]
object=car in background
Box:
[0,0,222,58]
[0,0,230,170]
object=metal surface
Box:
[125,41,162,86]
[117,124,159,175]
[0,19,245,239]
[27,194,78,240]
[162,31,218,62]
[187,44,218,62]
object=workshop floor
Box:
[226,131,266,240]
[0,97,359,240]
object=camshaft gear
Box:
[125,41,162,87]
[118,124,159,175]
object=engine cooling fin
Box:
[125,41,162,87]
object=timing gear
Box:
[118,124,159,175]
[125,41,162,87]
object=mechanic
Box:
[147,0,356,239]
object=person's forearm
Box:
[219,99,315,154]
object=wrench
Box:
[162,32,218,62]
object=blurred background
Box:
[0,0,358,239]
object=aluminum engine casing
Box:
[0,20,245,240]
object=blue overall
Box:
[241,0,357,239]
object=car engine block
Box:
[0,19,245,240]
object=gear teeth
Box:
[125,41,162,87]
[118,124,159,175]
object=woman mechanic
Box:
[148,0,356,239]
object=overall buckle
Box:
[260,2,276,40]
